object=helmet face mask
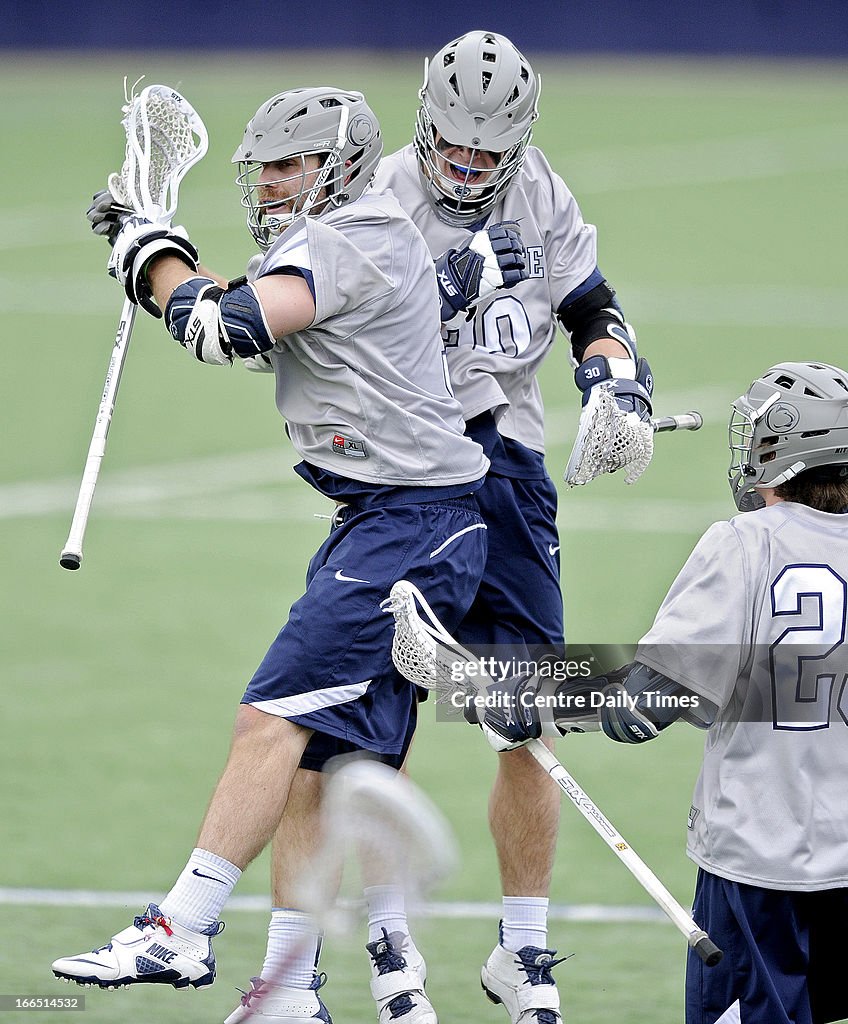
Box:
[414,31,539,227]
[233,87,382,250]
[728,362,848,511]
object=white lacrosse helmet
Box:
[233,87,383,250]
[414,30,540,227]
[728,361,848,511]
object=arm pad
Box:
[558,280,637,362]
[165,277,276,365]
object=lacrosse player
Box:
[54,87,493,1024]
[480,361,848,1024]
[368,29,654,1024]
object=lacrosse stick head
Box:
[107,80,208,223]
[564,385,654,487]
[294,756,459,937]
[382,580,485,703]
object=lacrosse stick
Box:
[59,82,208,570]
[233,756,459,1019]
[383,580,723,968]
[565,376,703,486]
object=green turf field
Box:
[1,51,846,1023]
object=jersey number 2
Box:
[770,563,848,730]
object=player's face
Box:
[258,154,325,218]
[433,132,499,187]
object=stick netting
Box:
[383,581,484,702]
[565,385,654,486]
[108,82,207,221]
[295,758,459,937]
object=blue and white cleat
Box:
[223,973,333,1023]
[52,903,220,990]
[367,929,436,1024]
[481,942,567,1024]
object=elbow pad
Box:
[558,281,637,363]
[165,278,276,366]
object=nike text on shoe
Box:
[367,929,436,1024]
[481,942,568,1024]
[52,903,221,990]
[224,973,332,1023]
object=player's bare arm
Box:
[147,253,315,341]
[104,218,316,367]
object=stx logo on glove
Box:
[434,221,528,323]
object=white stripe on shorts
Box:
[250,679,372,718]
[429,522,487,558]
[714,1001,741,1024]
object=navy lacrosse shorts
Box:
[456,471,564,653]
[686,868,848,1024]
[241,498,487,770]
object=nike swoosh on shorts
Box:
[335,569,371,583]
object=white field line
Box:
[0,887,667,924]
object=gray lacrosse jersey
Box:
[637,501,848,891]
[252,192,488,487]
[373,146,598,454]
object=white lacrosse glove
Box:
[565,355,655,486]
[108,215,199,318]
[240,352,274,373]
[435,221,527,324]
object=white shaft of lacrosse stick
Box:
[525,738,721,964]
[59,298,137,570]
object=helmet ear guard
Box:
[728,361,848,511]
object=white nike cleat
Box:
[481,942,567,1024]
[52,903,220,990]
[367,929,436,1024]
[223,973,333,1023]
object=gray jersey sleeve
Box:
[636,522,750,709]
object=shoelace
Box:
[517,949,569,987]
[235,971,328,1008]
[387,993,416,1019]
[368,928,408,976]
[535,1012,560,1024]
[133,912,173,937]
[235,977,266,1008]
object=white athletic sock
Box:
[365,884,410,944]
[261,908,322,989]
[364,883,425,965]
[158,848,241,934]
[500,896,550,952]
